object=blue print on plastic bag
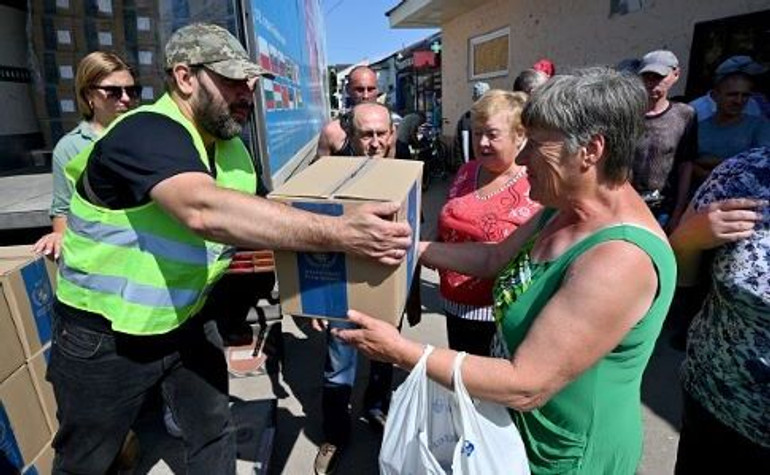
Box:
[462,440,475,457]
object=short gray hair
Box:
[522,67,646,185]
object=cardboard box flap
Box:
[0,245,36,259]
[270,157,423,203]
[270,155,422,325]
[0,258,35,275]
[0,246,38,275]
[270,157,370,199]
[334,159,423,202]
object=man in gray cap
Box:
[632,49,697,229]
[46,23,412,474]
[632,49,700,352]
[690,55,767,121]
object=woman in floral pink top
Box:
[437,90,541,355]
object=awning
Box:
[386,0,489,28]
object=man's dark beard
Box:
[195,83,244,140]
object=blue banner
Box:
[252,0,329,177]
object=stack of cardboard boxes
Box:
[125,0,164,103]
[27,0,247,151]
[28,0,165,150]
[0,247,58,474]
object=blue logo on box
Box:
[292,202,348,318]
[20,259,53,346]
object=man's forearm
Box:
[193,187,341,252]
[669,228,703,286]
[672,162,693,219]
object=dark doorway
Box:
[685,9,770,100]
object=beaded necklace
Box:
[474,165,527,201]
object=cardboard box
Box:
[268,157,422,325]
[126,0,156,9]
[33,93,80,148]
[84,17,126,52]
[28,345,57,434]
[22,441,54,475]
[138,80,164,103]
[41,51,79,85]
[0,247,58,360]
[31,0,83,17]
[0,292,25,384]
[32,84,79,121]
[136,73,164,102]
[31,16,86,52]
[134,46,163,77]
[0,366,52,472]
[83,0,124,17]
[124,8,161,46]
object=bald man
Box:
[343,102,395,157]
[316,66,379,157]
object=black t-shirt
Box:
[631,101,698,195]
[78,112,216,209]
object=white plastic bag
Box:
[379,346,530,475]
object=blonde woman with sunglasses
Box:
[35,51,139,258]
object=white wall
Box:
[441,0,770,135]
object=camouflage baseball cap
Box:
[165,23,271,80]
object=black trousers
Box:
[675,390,770,474]
[321,338,394,446]
[445,312,497,357]
[207,272,276,339]
[47,302,235,475]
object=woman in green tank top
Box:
[335,68,677,474]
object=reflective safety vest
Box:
[56,94,257,335]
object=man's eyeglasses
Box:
[91,85,142,100]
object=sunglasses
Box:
[92,85,142,100]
